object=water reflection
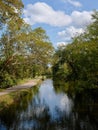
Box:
[0,79,98,130]
[38,79,73,119]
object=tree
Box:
[0,1,54,88]
[0,0,23,29]
[28,27,54,76]
[52,11,98,91]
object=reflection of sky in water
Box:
[38,79,73,119]
[0,79,97,130]
[0,79,73,130]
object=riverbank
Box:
[0,77,41,111]
[0,77,41,96]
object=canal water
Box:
[0,79,98,130]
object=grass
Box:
[16,78,32,85]
[0,94,14,111]
[0,94,13,105]
[16,76,42,85]
[0,88,5,92]
[0,78,32,91]
[0,77,42,111]
[0,88,31,111]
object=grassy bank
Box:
[16,78,33,85]
[0,77,42,111]
[0,77,42,92]
[0,89,32,111]
[0,88,35,111]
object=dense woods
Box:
[52,11,98,91]
[0,0,54,88]
[0,0,98,92]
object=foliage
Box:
[0,0,23,29]
[0,1,54,88]
[0,71,16,88]
[52,11,98,91]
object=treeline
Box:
[0,0,54,88]
[52,11,98,91]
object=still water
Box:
[0,79,98,130]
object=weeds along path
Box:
[0,78,41,96]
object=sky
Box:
[23,0,98,47]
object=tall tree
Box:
[52,11,98,90]
[28,27,54,76]
[0,1,54,88]
[0,0,23,29]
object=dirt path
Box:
[0,78,41,96]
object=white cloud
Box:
[71,11,93,27]
[58,26,85,41]
[57,10,93,42]
[23,2,72,27]
[23,2,93,45]
[57,42,69,47]
[24,3,92,28]
[62,0,82,7]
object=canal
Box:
[0,79,98,130]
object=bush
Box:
[0,72,16,88]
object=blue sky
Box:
[23,0,98,47]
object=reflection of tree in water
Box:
[18,97,68,130]
[73,89,98,130]
[53,80,98,130]
[0,86,39,130]
[16,95,98,130]
[0,80,98,130]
